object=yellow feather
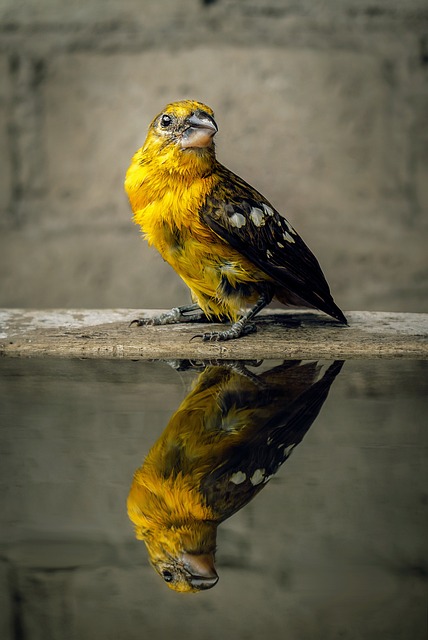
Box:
[124,100,267,321]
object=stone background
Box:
[0,0,427,313]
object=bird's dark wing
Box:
[202,166,347,323]
[201,361,344,520]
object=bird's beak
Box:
[181,552,219,590]
[180,112,218,149]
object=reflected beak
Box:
[182,552,219,590]
[180,112,218,149]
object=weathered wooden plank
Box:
[0,309,427,360]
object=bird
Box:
[125,100,347,341]
[127,360,344,592]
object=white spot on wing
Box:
[229,212,246,228]
[250,207,265,226]
[279,444,295,458]
[266,250,273,258]
[277,242,284,248]
[285,444,295,456]
[262,203,274,216]
[221,261,237,274]
[282,231,295,244]
[250,469,265,485]
[230,471,246,485]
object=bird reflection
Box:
[127,360,343,593]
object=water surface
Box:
[0,358,427,639]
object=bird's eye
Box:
[162,570,173,582]
[160,114,172,128]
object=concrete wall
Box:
[0,0,427,312]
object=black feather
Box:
[201,360,344,520]
[202,165,347,324]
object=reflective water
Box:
[0,358,427,639]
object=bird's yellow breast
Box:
[125,156,262,320]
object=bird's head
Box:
[142,519,219,593]
[148,547,219,594]
[141,100,218,177]
[128,474,219,592]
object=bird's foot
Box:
[130,304,208,327]
[191,320,257,342]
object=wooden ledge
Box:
[0,309,427,360]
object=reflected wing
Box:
[201,361,344,520]
[202,167,347,323]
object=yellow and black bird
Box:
[127,360,344,592]
[125,100,347,341]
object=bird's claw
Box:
[190,322,257,342]
[129,308,188,327]
[129,317,166,327]
[130,306,210,328]
[129,318,148,327]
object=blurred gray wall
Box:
[0,0,427,312]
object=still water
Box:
[0,358,427,639]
